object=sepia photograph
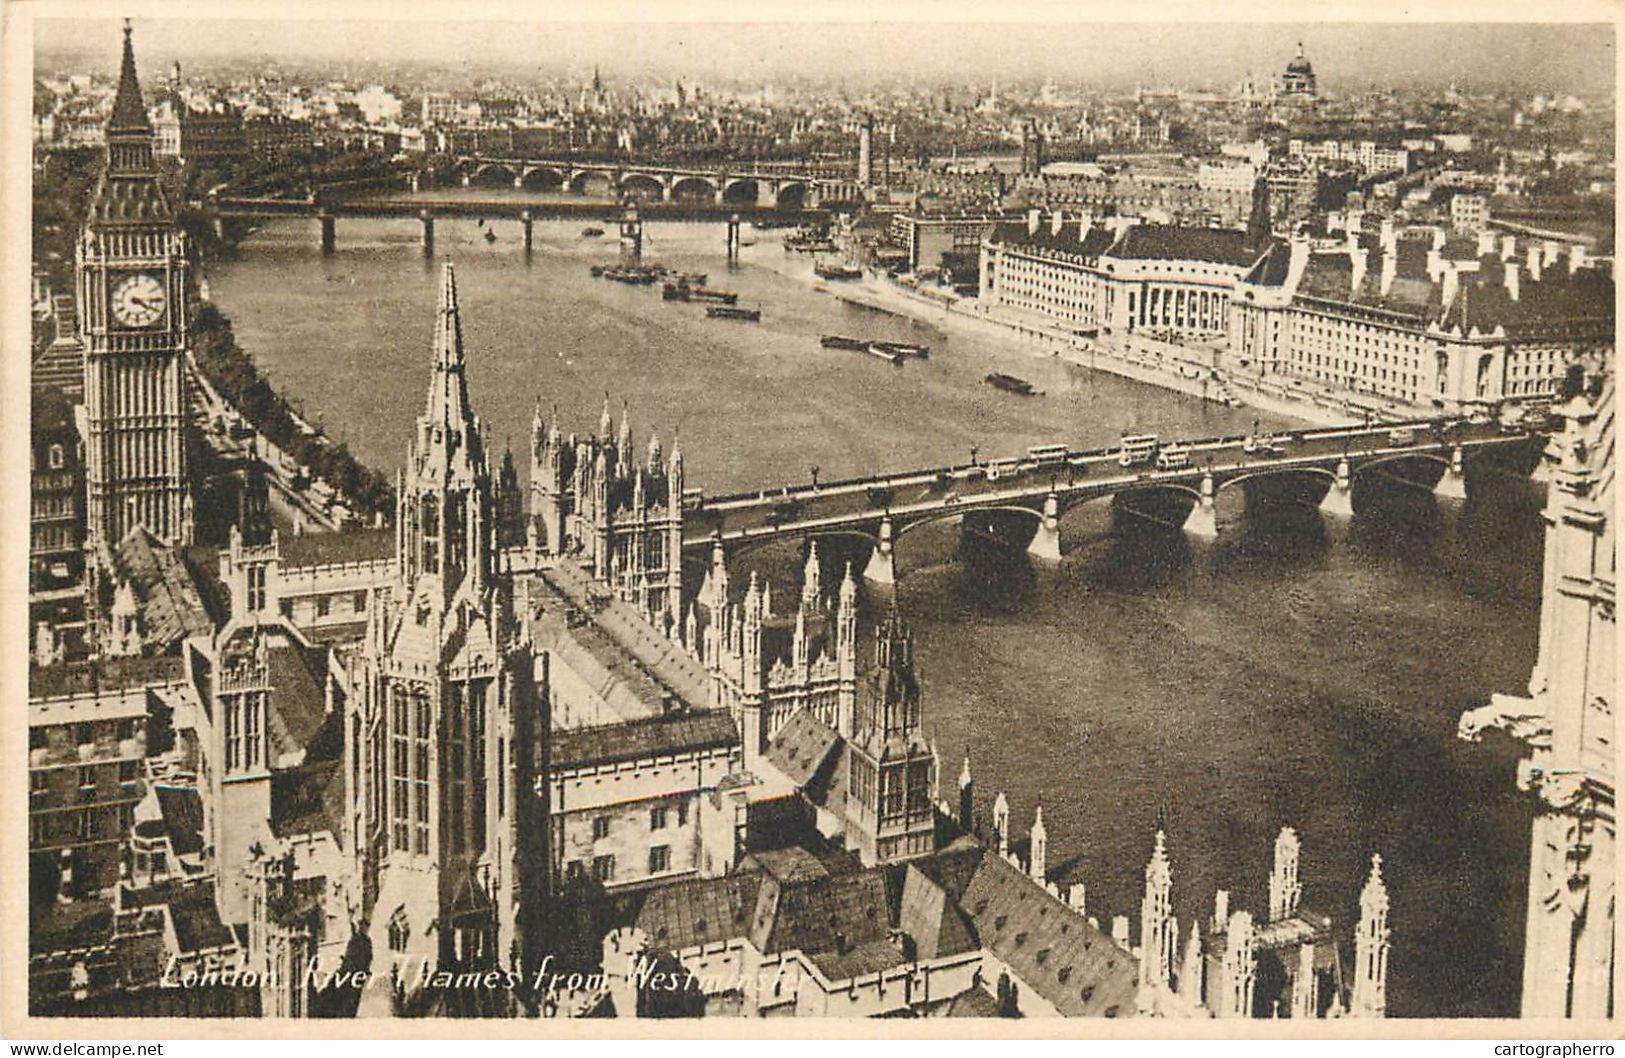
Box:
[3,0,1616,1039]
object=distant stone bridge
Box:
[680,418,1542,583]
[442,155,862,209]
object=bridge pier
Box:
[319,212,335,255]
[461,173,472,188]
[419,210,435,256]
[521,210,534,253]
[1319,459,1355,517]
[727,214,741,262]
[864,517,896,585]
[1027,493,1062,561]
[1183,474,1219,538]
[1434,445,1467,500]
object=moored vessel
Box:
[984,372,1038,395]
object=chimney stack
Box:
[1504,261,1520,301]
[1500,234,1517,261]
[1569,244,1589,274]
[1543,240,1561,271]
[1380,244,1397,295]
[1527,243,1542,282]
[1050,210,1065,236]
[1026,208,1041,236]
[1442,263,1460,309]
[1379,217,1396,255]
[1476,230,1496,257]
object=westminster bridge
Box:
[676,417,1544,584]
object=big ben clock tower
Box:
[79,21,193,554]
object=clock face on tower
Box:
[110,272,167,328]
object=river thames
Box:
[207,208,1540,1017]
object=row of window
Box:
[589,798,690,841]
[29,719,139,751]
[29,802,135,846]
[567,844,673,885]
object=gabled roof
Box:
[633,870,764,953]
[550,710,738,771]
[897,863,980,960]
[111,527,214,648]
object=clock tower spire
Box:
[80,19,192,562]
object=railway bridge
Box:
[442,155,861,209]
[680,418,1541,584]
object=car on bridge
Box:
[1387,427,1415,446]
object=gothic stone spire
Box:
[109,20,152,133]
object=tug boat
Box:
[820,335,871,350]
[581,227,606,237]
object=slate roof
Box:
[112,527,214,647]
[550,710,738,771]
[633,871,765,953]
[270,757,345,843]
[748,862,894,960]
[896,863,980,960]
[119,881,235,955]
[279,527,394,569]
[959,852,1140,1017]
[30,654,183,700]
[993,224,1118,259]
[765,710,842,788]
[1108,225,1260,267]
[1241,239,1293,286]
[265,642,330,762]
[154,784,204,856]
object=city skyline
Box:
[34,18,1617,95]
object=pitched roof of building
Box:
[633,870,764,953]
[959,851,1140,1017]
[118,880,235,955]
[765,709,842,788]
[270,756,345,843]
[550,710,738,771]
[29,654,184,700]
[112,527,214,647]
[897,863,980,961]
[1108,225,1260,267]
[154,784,204,856]
[279,527,395,569]
[746,860,894,962]
[264,641,330,762]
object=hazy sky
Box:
[33,17,1617,95]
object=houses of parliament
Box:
[25,25,1610,1021]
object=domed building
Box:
[1277,43,1318,101]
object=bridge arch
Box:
[772,181,809,211]
[469,162,519,188]
[570,169,614,197]
[894,503,1043,540]
[620,172,667,202]
[1350,451,1452,481]
[519,166,566,191]
[721,178,762,207]
[1215,465,1338,495]
[670,175,720,203]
